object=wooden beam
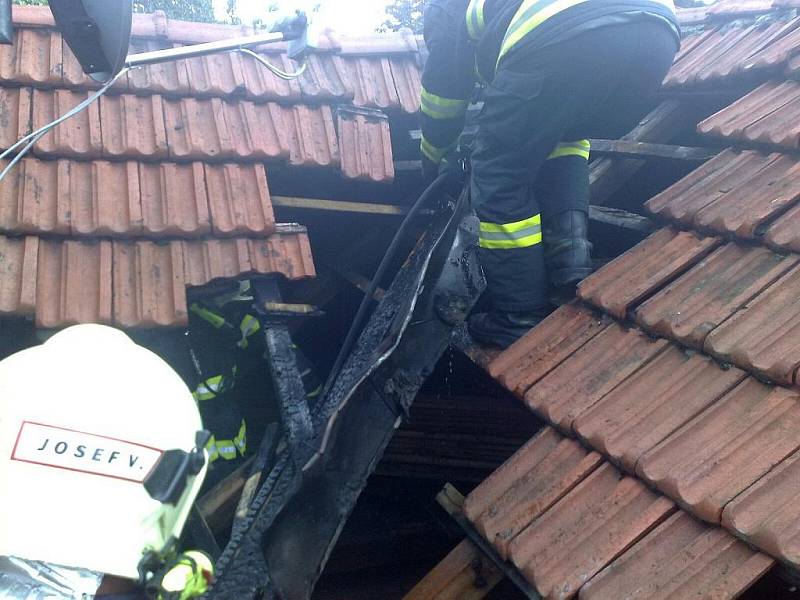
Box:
[273,195,430,217]
[588,140,718,162]
[197,457,254,539]
[589,205,655,234]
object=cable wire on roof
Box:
[239,48,308,80]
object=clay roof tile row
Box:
[0,231,314,329]
[0,156,275,239]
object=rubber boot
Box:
[468,307,552,349]
[543,209,593,288]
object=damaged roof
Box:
[0,7,425,329]
[417,2,800,598]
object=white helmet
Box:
[0,324,208,581]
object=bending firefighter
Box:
[420,0,680,348]
[0,325,213,600]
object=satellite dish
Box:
[49,0,132,83]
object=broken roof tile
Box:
[248,233,316,280]
[0,28,62,87]
[636,244,798,349]
[637,378,800,523]
[577,227,720,320]
[525,323,669,433]
[181,238,252,287]
[509,462,674,600]
[99,94,169,160]
[580,511,774,600]
[205,163,275,236]
[723,450,800,568]
[574,347,746,474]
[402,539,503,600]
[139,162,209,237]
[279,104,340,168]
[36,238,112,328]
[67,160,143,237]
[346,57,401,111]
[704,262,800,385]
[113,241,188,328]
[643,149,800,237]
[465,427,602,560]
[33,89,102,158]
[0,235,38,315]
[338,109,395,182]
[488,303,612,399]
[0,156,67,236]
[698,80,800,149]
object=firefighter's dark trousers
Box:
[471,19,677,311]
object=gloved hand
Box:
[421,152,466,196]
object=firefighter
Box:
[0,325,213,599]
[420,0,680,348]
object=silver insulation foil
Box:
[0,557,103,600]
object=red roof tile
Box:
[296,54,351,101]
[0,88,29,148]
[525,323,669,433]
[68,160,143,237]
[743,23,800,74]
[577,227,720,320]
[113,240,187,328]
[0,156,67,235]
[723,450,800,568]
[508,462,674,600]
[765,201,800,251]
[389,57,422,114]
[706,0,777,16]
[346,57,401,111]
[698,80,800,149]
[0,236,38,315]
[139,162,209,237]
[637,378,800,523]
[663,21,797,89]
[36,238,113,328]
[126,39,190,96]
[635,244,798,348]
[279,104,340,168]
[205,163,275,236]
[0,28,61,87]
[488,303,612,399]
[580,512,774,600]
[248,233,316,280]
[704,262,800,385]
[33,89,102,158]
[464,427,602,560]
[100,94,169,160]
[338,109,395,183]
[573,347,746,473]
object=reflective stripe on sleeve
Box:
[547,139,591,161]
[421,89,469,120]
[479,214,543,249]
[466,0,487,41]
[421,136,456,165]
[192,375,225,402]
[237,314,261,349]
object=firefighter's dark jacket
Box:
[420,0,680,165]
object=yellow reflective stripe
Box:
[466,0,486,40]
[307,384,322,399]
[205,436,220,462]
[479,215,543,249]
[421,136,456,165]
[159,551,213,598]
[214,439,238,460]
[193,375,225,402]
[237,314,261,349]
[421,89,469,120]
[190,303,227,329]
[548,139,591,160]
[234,420,247,454]
[499,0,588,63]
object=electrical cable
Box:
[0,67,130,183]
[238,48,308,80]
[319,172,451,404]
